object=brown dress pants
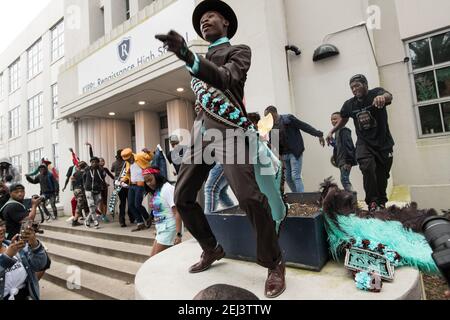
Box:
[174,113,282,269]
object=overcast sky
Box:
[0,0,52,55]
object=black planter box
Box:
[206,192,330,271]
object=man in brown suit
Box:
[156,0,286,298]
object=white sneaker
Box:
[66,217,74,223]
[94,221,100,230]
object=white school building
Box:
[0,0,449,214]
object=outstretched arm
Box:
[86,142,94,159]
[290,116,325,147]
[69,148,79,166]
[155,31,251,92]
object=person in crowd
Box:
[83,157,104,229]
[204,164,235,214]
[111,149,133,228]
[0,158,21,186]
[247,112,261,127]
[62,148,84,221]
[98,157,115,223]
[121,148,154,232]
[265,106,325,193]
[86,143,115,223]
[193,284,259,300]
[151,146,168,179]
[62,163,78,220]
[0,219,50,300]
[0,182,10,212]
[330,112,357,192]
[167,135,187,176]
[156,0,287,298]
[0,184,39,241]
[143,167,182,257]
[69,162,89,227]
[327,74,394,211]
[25,165,59,221]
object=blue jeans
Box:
[204,164,235,214]
[128,185,150,225]
[282,154,304,193]
[340,166,354,192]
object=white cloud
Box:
[0,0,52,55]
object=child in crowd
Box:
[143,167,182,257]
[330,112,357,192]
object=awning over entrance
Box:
[59,43,207,121]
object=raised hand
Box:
[5,234,26,258]
[155,30,194,65]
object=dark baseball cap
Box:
[349,74,368,85]
[9,183,25,192]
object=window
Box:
[160,114,168,130]
[51,83,58,120]
[9,59,20,93]
[408,30,450,136]
[0,73,3,98]
[125,0,131,20]
[28,93,43,130]
[51,20,64,62]
[28,148,44,173]
[53,144,59,169]
[27,39,43,79]
[8,107,20,139]
[11,155,22,175]
[0,116,3,142]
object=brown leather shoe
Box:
[189,245,226,274]
[265,261,286,299]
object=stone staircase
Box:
[37,220,155,300]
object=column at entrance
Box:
[76,118,132,166]
[134,110,160,151]
[166,99,195,139]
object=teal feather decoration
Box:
[324,213,439,275]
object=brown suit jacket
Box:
[194,42,252,113]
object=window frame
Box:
[125,0,131,20]
[27,92,44,131]
[11,155,22,175]
[0,72,4,99]
[28,148,44,173]
[9,59,20,93]
[406,28,450,138]
[8,106,20,139]
[51,83,58,120]
[51,19,65,62]
[52,143,59,170]
[27,39,43,80]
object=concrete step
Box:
[45,242,142,283]
[38,230,151,263]
[43,260,135,300]
[40,222,155,246]
[40,279,92,300]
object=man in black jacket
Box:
[330,112,357,192]
[83,157,104,229]
[156,0,286,298]
[327,74,394,211]
[0,184,39,240]
[265,106,325,193]
[25,165,58,221]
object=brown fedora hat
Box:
[192,0,238,40]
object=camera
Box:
[20,219,44,236]
[422,216,450,287]
[32,195,46,202]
